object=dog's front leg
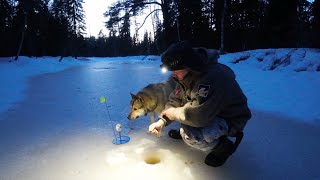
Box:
[149,111,155,124]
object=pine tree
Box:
[176,0,210,46]
[104,0,175,46]
[265,0,299,47]
[213,0,230,52]
[66,0,86,58]
[67,0,86,36]
[311,0,320,47]
[50,0,86,58]
[0,0,11,56]
[228,0,261,50]
[50,0,70,58]
[119,11,132,55]
[296,0,312,47]
[13,0,34,60]
[28,0,51,56]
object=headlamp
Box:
[161,66,168,73]
[160,64,168,73]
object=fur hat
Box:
[160,41,207,72]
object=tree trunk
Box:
[59,56,64,62]
[220,0,226,53]
[172,0,180,41]
[161,0,171,46]
[15,15,27,61]
[72,5,77,59]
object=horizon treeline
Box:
[0,0,319,59]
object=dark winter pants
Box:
[179,117,229,152]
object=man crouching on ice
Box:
[148,41,251,167]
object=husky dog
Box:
[127,77,176,124]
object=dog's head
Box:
[127,93,148,120]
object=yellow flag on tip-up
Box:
[100,96,106,103]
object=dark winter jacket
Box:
[161,62,251,135]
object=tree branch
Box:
[129,1,163,15]
[136,8,162,32]
[135,1,162,7]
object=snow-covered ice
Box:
[0,49,319,180]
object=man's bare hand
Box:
[148,119,165,137]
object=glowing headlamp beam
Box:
[161,67,168,73]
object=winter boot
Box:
[204,136,235,167]
[168,129,182,139]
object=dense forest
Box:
[0,0,319,58]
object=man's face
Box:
[172,69,189,81]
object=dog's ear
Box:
[130,93,136,99]
[137,95,144,102]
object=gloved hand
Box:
[148,119,165,137]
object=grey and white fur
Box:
[127,77,176,124]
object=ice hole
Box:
[144,151,161,165]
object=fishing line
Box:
[100,96,117,139]
[100,96,130,145]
